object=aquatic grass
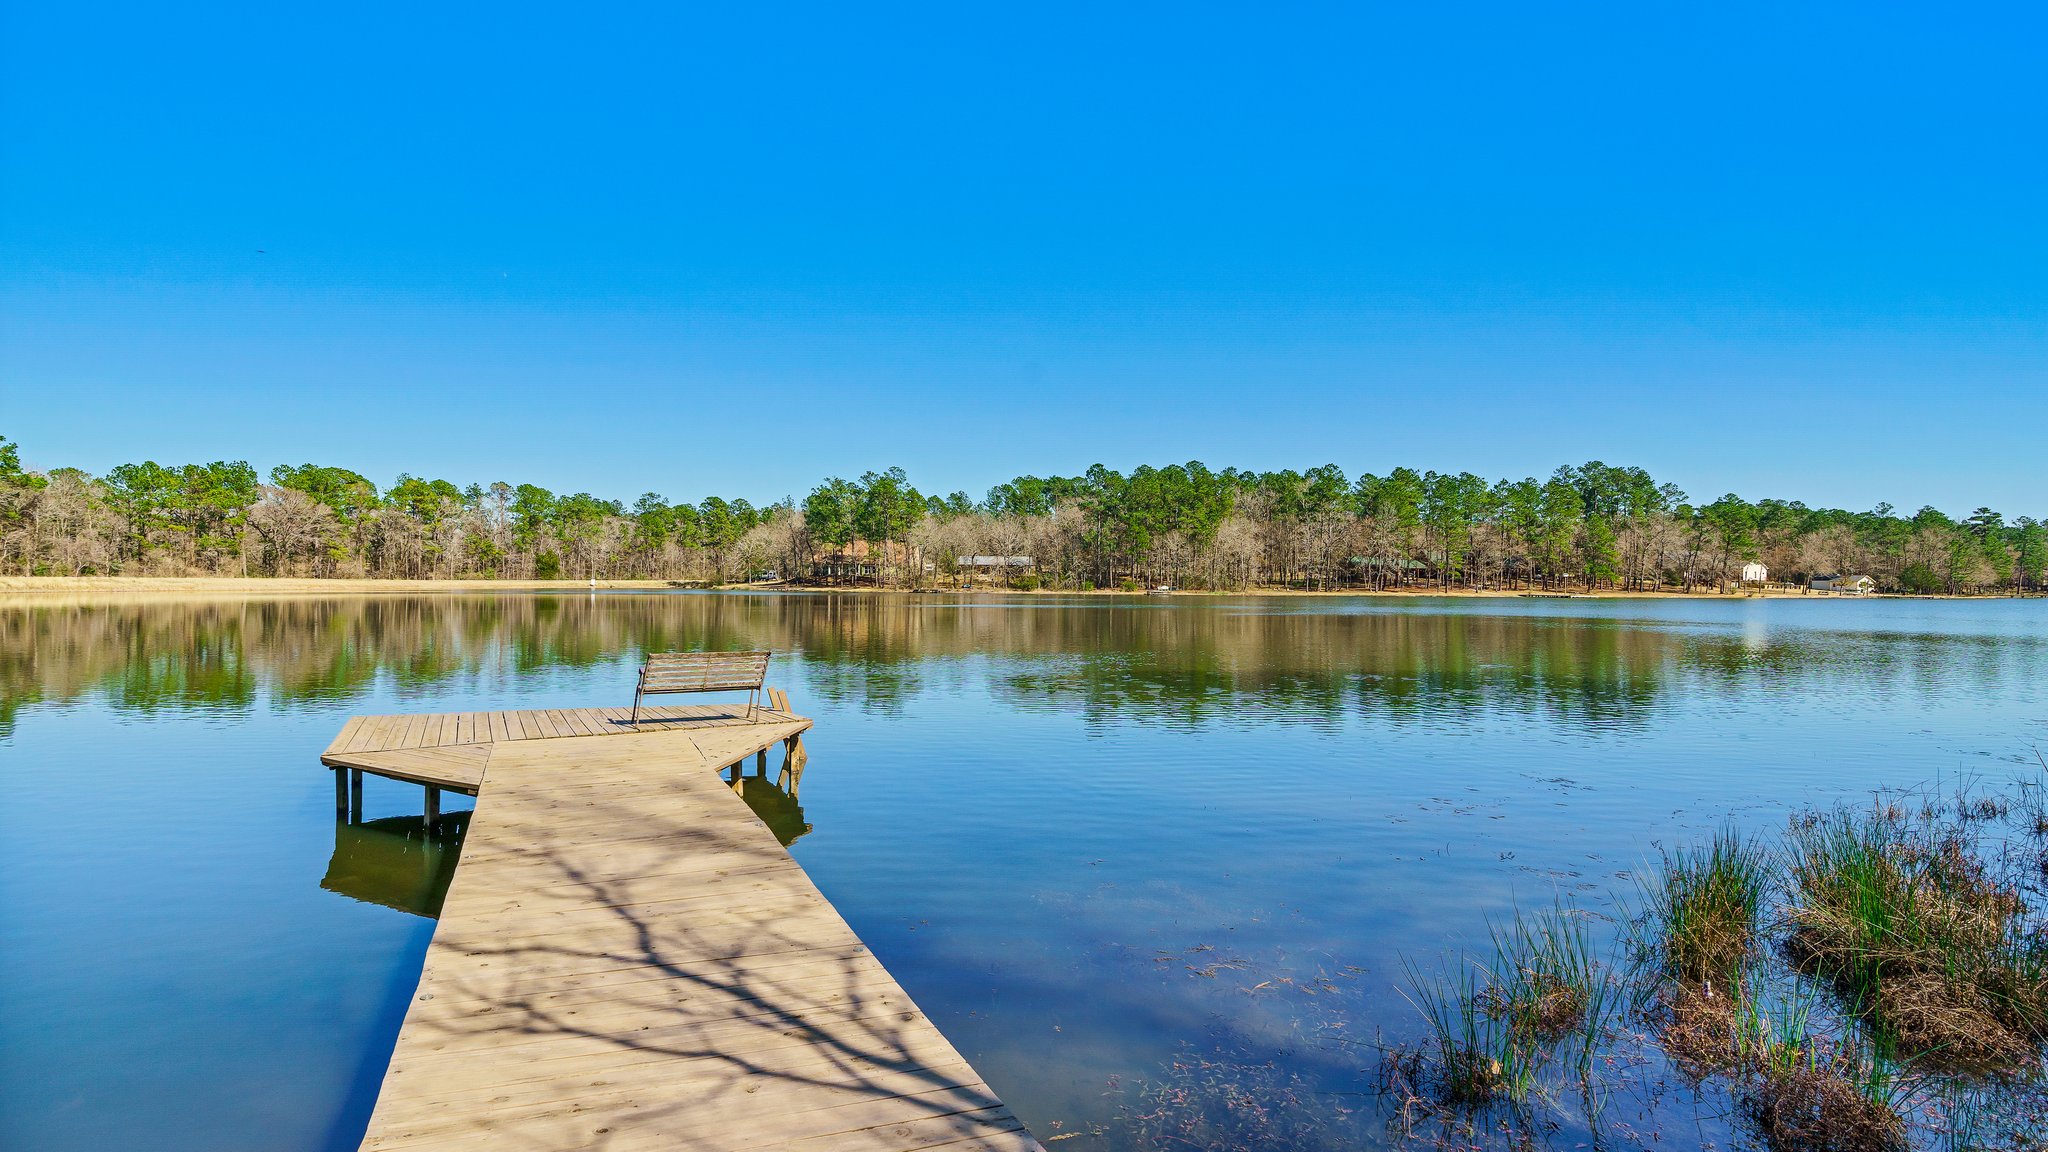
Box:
[1641,828,1771,990]
[1111,1041,1349,1152]
[1484,901,1605,1047]
[1567,945,1625,1086]
[1660,962,1783,1077]
[1783,804,2048,1068]
[1390,903,1615,1113]
[1670,977,1916,1151]
[1743,1049,1909,1152]
[1376,773,2048,1151]
[1634,825,1771,1074]
[1740,1000,1910,1152]
[1398,954,1543,1107]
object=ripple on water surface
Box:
[0,593,2043,1150]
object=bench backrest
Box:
[637,651,770,694]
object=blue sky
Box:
[3,3,2043,513]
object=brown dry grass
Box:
[1783,809,2048,1069]
[1481,969,1589,1046]
[1658,984,1742,1077]
[1743,1041,1907,1152]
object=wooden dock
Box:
[322,704,1042,1152]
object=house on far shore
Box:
[1740,561,1769,584]
[957,556,1034,586]
[1811,574,1877,595]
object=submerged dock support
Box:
[779,732,807,795]
[423,785,441,829]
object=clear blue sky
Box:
[3,3,2043,513]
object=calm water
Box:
[1,593,2043,1149]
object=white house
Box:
[1740,561,1769,584]
[1811,574,1876,595]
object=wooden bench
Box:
[632,651,772,725]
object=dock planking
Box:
[330,706,1041,1152]
[321,704,814,795]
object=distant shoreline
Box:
[0,575,2018,601]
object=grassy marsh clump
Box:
[1658,971,1746,1075]
[1485,902,1605,1046]
[1643,828,1771,989]
[1783,805,2048,1067]
[1633,830,1773,1074]
[1391,904,1613,1112]
[1742,1016,1908,1152]
[1399,955,1541,1106]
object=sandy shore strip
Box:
[0,576,684,597]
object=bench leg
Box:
[631,685,643,726]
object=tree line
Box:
[1,433,2041,595]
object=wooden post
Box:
[349,769,364,823]
[335,767,348,817]
[755,748,767,776]
[424,785,441,830]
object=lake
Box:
[1,592,2043,1150]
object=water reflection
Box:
[5,591,2045,1152]
[4,593,2040,738]
[319,777,811,916]
[318,761,813,921]
[321,813,470,918]
[733,773,811,847]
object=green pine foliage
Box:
[0,430,2042,592]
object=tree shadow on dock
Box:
[361,754,1036,1151]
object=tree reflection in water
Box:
[7,592,2035,739]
